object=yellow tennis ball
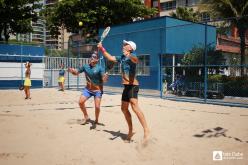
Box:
[79,21,83,26]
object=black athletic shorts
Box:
[121,85,139,102]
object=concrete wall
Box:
[0,62,45,88]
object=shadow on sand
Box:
[103,130,128,141]
[193,126,248,143]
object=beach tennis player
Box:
[98,40,150,142]
[24,61,32,99]
[58,64,66,91]
[68,52,107,125]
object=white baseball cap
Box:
[123,40,136,51]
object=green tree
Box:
[200,0,248,76]
[169,7,201,22]
[0,0,42,42]
[42,0,157,39]
[181,44,226,74]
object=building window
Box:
[160,1,176,11]
[201,12,210,22]
[108,62,121,75]
[177,0,186,7]
[187,0,199,6]
[108,54,150,76]
[137,54,150,75]
[152,0,158,7]
[176,0,200,7]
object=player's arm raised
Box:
[123,49,139,64]
[97,43,116,62]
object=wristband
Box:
[99,47,106,53]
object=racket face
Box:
[100,26,110,42]
[19,84,24,91]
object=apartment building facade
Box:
[144,0,209,21]
[16,0,70,50]
[16,0,46,45]
[144,0,248,65]
[45,0,70,50]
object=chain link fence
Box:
[0,16,247,107]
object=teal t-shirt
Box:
[115,52,139,85]
[78,64,105,91]
[59,69,65,76]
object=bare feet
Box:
[124,132,136,143]
[142,129,151,145]
[94,120,99,125]
[90,120,98,129]
[80,118,90,125]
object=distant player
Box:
[68,52,107,125]
[24,62,32,99]
[98,40,150,142]
[58,64,65,91]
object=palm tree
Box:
[200,0,248,76]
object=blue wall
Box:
[0,44,45,88]
[0,44,44,63]
[165,17,216,54]
[100,16,216,90]
[0,80,43,89]
[0,44,45,56]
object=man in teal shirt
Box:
[68,52,107,125]
[98,40,150,142]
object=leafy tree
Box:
[200,0,248,76]
[170,7,201,22]
[181,44,226,74]
[0,0,42,42]
[42,0,157,39]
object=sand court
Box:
[0,88,247,165]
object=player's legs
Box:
[58,82,61,90]
[129,98,150,141]
[121,101,134,141]
[61,81,64,91]
[121,85,135,140]
[24,86,28,99]
[27,86,31,99]
[58,82,63,91]
[94,96,101,124]
[24,86,31,99]
[79,95,90,123]
[92,90,103,125]
[126,85,150,141]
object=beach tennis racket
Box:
[98,26,111,74]
[19,84,24,91]
[99,26,110,43]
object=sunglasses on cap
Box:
[91,54,98,59]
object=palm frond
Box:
[220,0,238,17]
[241,0,248,15]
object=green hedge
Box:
[207,75,248,97]
[221,76,248,97]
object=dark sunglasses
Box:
[91,54,98,59]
